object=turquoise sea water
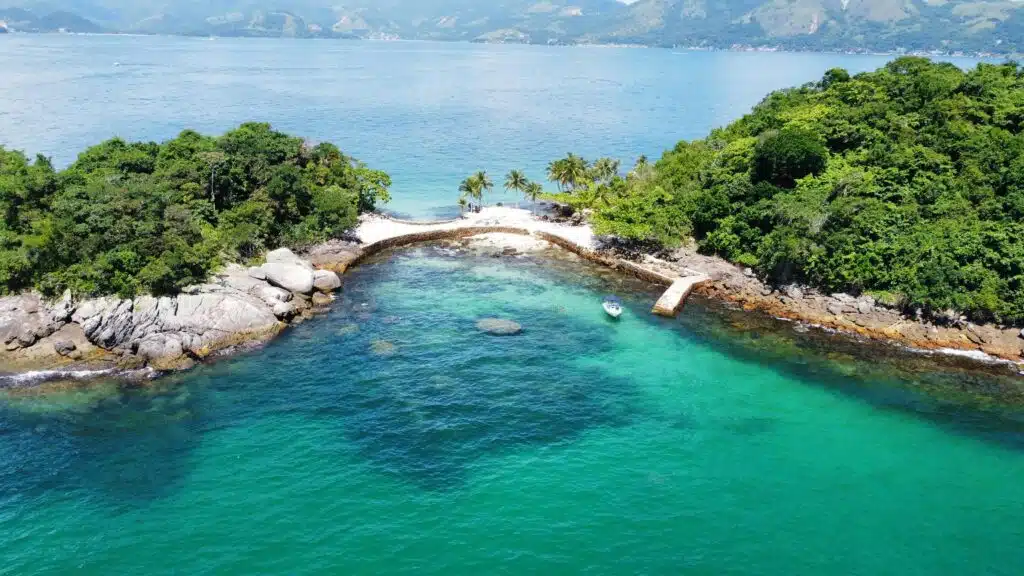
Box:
[2,246,1024,574]
[2,36,1023,574]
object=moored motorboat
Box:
[602,295,623,319]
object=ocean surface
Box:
[2,35,1023,575]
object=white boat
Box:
[602,296,623,319]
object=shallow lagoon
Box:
[2,245,1023,575]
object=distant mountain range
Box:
[2,0,1022,54]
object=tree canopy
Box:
[0,123,389,298]
[546,58,1024,325]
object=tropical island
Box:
[456,57,1024,360]
[1,57,1023,380]
[538,57,1024,328]
[0,123,390,374]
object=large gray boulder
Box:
[172,293,279,335]
[266,247,314,271]
[261,263,315,294]
[313,270,342,292]
[253,285,292,306]
[136,333,184,362]
[0,293,63,350]
[272,301,297,320]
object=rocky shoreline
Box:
[1,207,1020,387]
[0,247,353,385]
[625,245,1024,366]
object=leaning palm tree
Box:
[504,169,528,207]
[525,181,544,214]
[592,157,620,185]
[474,170,493,207]
[565,153,590,191]
[458,176,477,211]
[547,158,568,192]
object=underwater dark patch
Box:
[0,384,205,505]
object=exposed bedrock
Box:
[0,248,345,376]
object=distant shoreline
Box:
[1,30,1015,60]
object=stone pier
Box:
[651,275,710,317]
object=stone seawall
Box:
[351,227,533,267]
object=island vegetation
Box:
[531,58,1024,326]
[0,123,390,298]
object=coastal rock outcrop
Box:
[0,247,345,378]
[305,240,363,273]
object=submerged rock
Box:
[336,324,359,336]
[311,292,333,307]
[370,340,397,356]
[476,318,523,336]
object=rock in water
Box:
[312,270,342,292]
[261,263,315,294]
[370,340,396,356]
[336,324,359,336]
[311,292,333,307]
[476,318,522,335]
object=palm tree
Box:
[547,158,569,192]
[198,150,227,205]
[457,195,468,216]
[592,157,620,184]
[474,170,493,206]
[525,181,544,214]
[565,153,590,191]
[504,169,528,207]
[631,155,652,180]
[458,176,477,211]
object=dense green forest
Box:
[0,123,390,298]
[547,58,1024,325]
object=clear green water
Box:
[2,245,1024,575]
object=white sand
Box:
[356,206,597,250]
[463,233,553,252]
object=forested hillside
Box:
[0,123,389,298]
[2,0,1022,54]
[547,58,1024,324]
